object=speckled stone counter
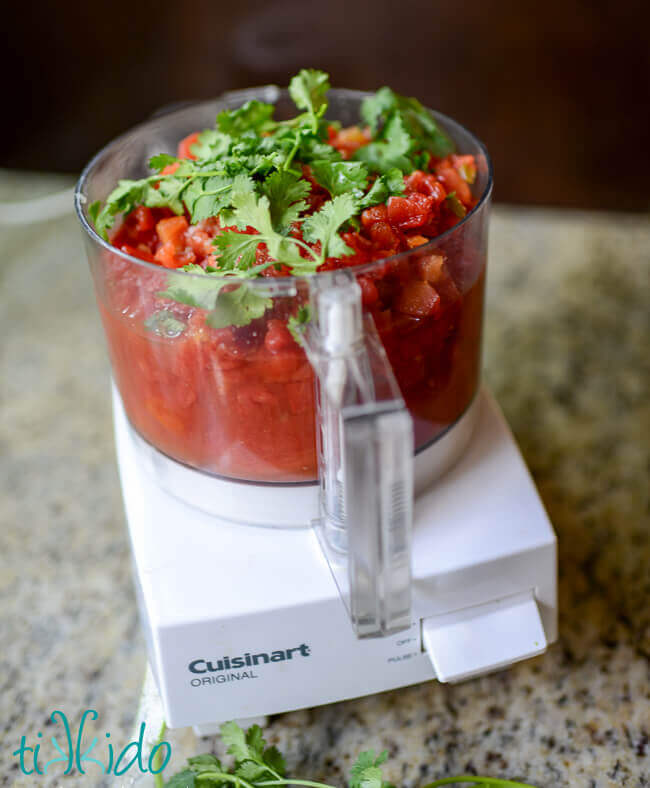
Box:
[1,172,648,787]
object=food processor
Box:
[75,86,557,732]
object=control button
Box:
[421,591,547,683]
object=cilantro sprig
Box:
[158,721,539,788]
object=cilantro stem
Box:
[144,168,230,185]
[287,237,321,263]
[256,779,336,788]
[193,771,256,788]
[153,721,167,788]
[281,134,302,173]
[421,778,537,787]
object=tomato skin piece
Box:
[405,171,447,204]
[387,192,435,230]
[418,254,461,303]
[368,220,401,252]
[361,204,388,228]
[327,125,371,158]
[395,280,441,318]
[406,234,429,249]
[435,164,472,205]
[155,242,195,268]
[118,244,156,263]
[417,254,446,283]
[265,319,296,353]
[358,275,379,307]
[156,216,189,245]
[177,131,201,160]
[131,205,154,233]
[450,154,477,184]
[153,217,195,267]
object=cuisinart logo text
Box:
[188,644,311,687]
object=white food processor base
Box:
[114,386,557,730]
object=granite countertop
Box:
[1,171,648,787]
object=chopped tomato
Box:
[395,280,441,318]
[160,162,180,176]
[405,170,448,205]
[406,234,429,249]
[327,125,371,158]
[264,319,296,353]
[358,275,379,307]
[417,254,460,302]
[131,206,154,233]
[118,244,156,263]
[177,131,201,160]
[368,220,401,252]
[387,193,435,230]
[361,204,388,227]
[156,216,189,245]
[153,217,197,267]
[450,154,477,184]
[435,163,472,206]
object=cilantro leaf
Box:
[88,200,101,225]
[190,128,232,160]
[310,161,368,198]
[213,231,261,271]
[148,153,178,172]
[208,284,272,328]
[183,175,234,223]
[288,304,311,342]
[157,265,222,310]
[244,725,265,761]
[220,721,250,762]
[360,86,397,134]
[349,750,389,788]
[289,69,330,131]
[235,761,269,782]
[261,745,286,777]
[400,95,455,158]
[187,754,223,773]
[297,134,342,164]
[144,309,187,338]
[353,114,414,174]
[220,722,285,779]
[260,170,310,233]
[144,170,192,214]
[164,768,196,787]
[216,175,307,268]
[358,168,405,209]
[360,87,454,158]
[302,193,358,262]
[217,100,275,135]
[157,262,272,329]
[93,179,156,239]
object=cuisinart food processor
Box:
[75,87,557,731]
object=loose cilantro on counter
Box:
[156,721,539,788]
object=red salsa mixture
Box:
[90,70,487,482]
